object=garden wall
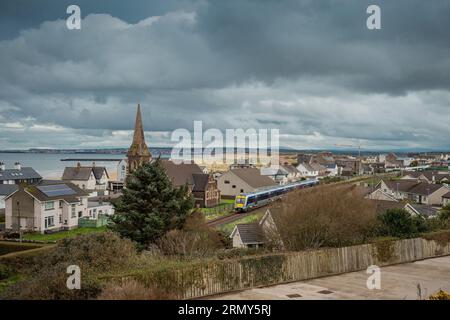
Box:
[132,232,450,299]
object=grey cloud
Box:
[0,0,450,150]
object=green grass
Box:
[201,200,235,221]
[23,226,107,242]
[218,212,264,235]
[0,274,23,295]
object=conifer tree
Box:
[108,158,195,247]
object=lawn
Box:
[201,200,235,221]
[23,226,108,242]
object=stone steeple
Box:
[127,104,151,173]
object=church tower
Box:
[127,104,152,173]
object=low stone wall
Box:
[133,232,450,299]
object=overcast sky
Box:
[1,0,450,151]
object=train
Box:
[234,179,319,212]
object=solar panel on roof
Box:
[37,184,77,197]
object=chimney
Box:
[0,162,4,171]
[14,162,21,170]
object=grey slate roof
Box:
[0,167,42,181]
[443,191,450,199]
[231,168,277,188]
[192,174,210,192]
[62,166,107,181]
[0,184,19,196]
[23,182,88,202]
[407,204,439,218]
[234,223,264,244]
[161,160,204,187]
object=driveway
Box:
[210,256,450,300]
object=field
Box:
[23,226,107,242]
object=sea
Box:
[0,152,127,179]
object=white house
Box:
[62,163,109,191]
[4,182,89,234]
[87,200,115,219]
[260,166,289,184]
[296,163,326,178]
[116,159,128,183]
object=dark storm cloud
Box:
[194,0,450,94]
[0,0,450,149]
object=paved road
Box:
[210,256,450,300]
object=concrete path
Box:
[210,256,450,300]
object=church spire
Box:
[127,104,151,173]
[132,103,145,147]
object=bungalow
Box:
[217,167,276,197]
[230,208,283,249]
[62,163,109,191]
[324,163,339,176]
[4,182,89,234]
[375,179,449,206]
[404,203,439,219]
[296,163,327,178]
[260,166,289,184]
[281,164,302,182]
[230,223,264,248]
[161,160,220,208]
[401,171,450,184]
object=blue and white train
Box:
[234,179,319,212]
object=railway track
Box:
[207,211,260,227]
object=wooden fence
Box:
[134,233,450,299]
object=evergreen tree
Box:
[108,158,195,247]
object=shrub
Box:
[156,212,225,258]
[0,265,14,281]
[266,184,378,250]
[98,279,176,300]
[377,209,428,238]
[1,232,137,300]
[429,290,450,300]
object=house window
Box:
[59,200,64,208]
[71,204,76,218]
[44,202,55,211]
[224,180,230,184]
[232,185,236,189]
[78,211,82,218]
[44,216,55,228]
[240,189,244,193]
[59,215,62,223]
